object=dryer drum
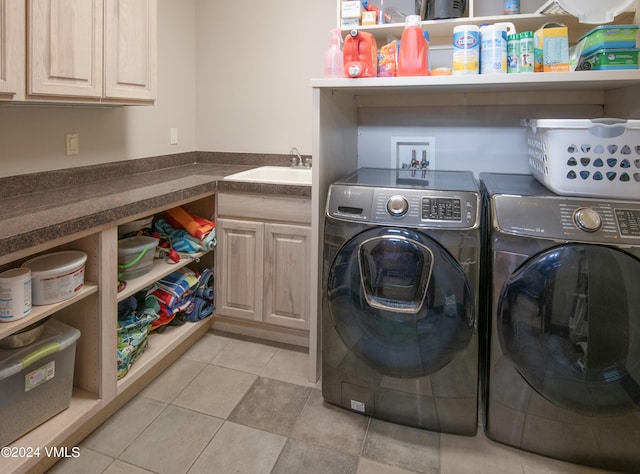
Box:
[327,227,474,379]
[498,243,640,416]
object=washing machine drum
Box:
[499,244,640,416]
[326,227,474,378]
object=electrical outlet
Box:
[65,133,79,156]
[170,128,178,145]
[390,136,436,170]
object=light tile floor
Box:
[49,330,616,474]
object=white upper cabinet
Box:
[29,0,103,99]
[25,0,156,104]
[104,0,157,102]
[0,0,25,100]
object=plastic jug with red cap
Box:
[397,15,430,76]
[343,29,378,78]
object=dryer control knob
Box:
[387,195,409,217]
[574,207,602,232]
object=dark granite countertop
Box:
[0,153,311,261]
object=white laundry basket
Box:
[525,118,640,199]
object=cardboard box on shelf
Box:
[342,1,362,19]
[361,10,376,26]
[534,23,569,72]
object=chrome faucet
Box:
[289,147,311,168]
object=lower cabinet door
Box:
[263,223,310,330]
[216,218,264,321]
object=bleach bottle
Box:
[397,15,429,76]
[324,28,344,78]
[343,29,377,78]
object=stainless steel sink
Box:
[223,166,311,186]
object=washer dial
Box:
[386,195,409,217]
[573,207,602,232]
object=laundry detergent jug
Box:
[398,15,430,76]
[343,29,378,78]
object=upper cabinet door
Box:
[104,0,157,101]
[28,0,103,98]
[0,0,25,100]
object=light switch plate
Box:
[65,133,79,156]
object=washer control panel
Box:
[616,208,640,237]
[494,195,640,243]
[327,185,479,229]
[422,197,463,221]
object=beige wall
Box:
[194,0,333,156]
[0,0,196,178]
[0,0,334,178]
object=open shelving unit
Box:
[115,248,214,396]
[0,194,216,473]
[340,0,637,45]
[116,251,209,302]
[0,283,98,340]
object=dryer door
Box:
[498,243,640,415]
[326,226,474,378]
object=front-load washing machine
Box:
[482,172,640,472]
[322,168,481,435]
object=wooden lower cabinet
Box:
[216,218,264,322]
[216,218,310,331]
[263,223,311,331]
[215,191,312,344]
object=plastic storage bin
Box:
[577,48,639,70]
[117,216,154,239]
[118,236,159,280]
[21,251,87,305]
[0,318,80,447]
[525,118,640,199]
[578,25,638,57]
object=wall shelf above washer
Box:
[311,70,640,108]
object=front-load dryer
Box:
[322,168,481,435]
[481,172,640,472]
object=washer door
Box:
[499,244,640,416]
[326,227,474,378]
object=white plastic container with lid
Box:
[452,25,480,75]
[0,267,32,321]
[21,251,87,305]
[480,22,516,74]
[503,0,520,15]
[117,216,154,239]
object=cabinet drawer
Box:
[217,193,311,224]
